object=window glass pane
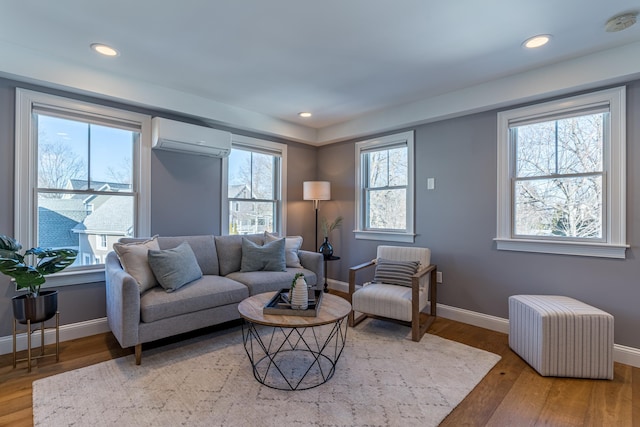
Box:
[556,114,604,175]
[515,113,604,178]
[38,192,134,266]
[514,176,602,238]
[90,124,135,188]
[228,149,251,194]
[228,201,274,234]
[251,152,274,199]
[388,147,407,186]
[37,114,88,189]
[515,122,556,178]
[367,151,388,188]
[367,188,406,230]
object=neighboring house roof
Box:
[38,197,86,248]
[229,184,251,199]
[67,178,131,192]
[75,194,133,235]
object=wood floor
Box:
[1,301,638,426]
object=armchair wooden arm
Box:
[348,260,376,297]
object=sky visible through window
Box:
[37,114,133,189]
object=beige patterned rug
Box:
[33,319,500,426]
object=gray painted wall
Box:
[2,74,639,351]
[0,78,318,337]
[317,80,640,349]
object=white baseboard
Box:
[0,317,110,355]
[328,279,640,368]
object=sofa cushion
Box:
[113,235,160,293]
[215,234,264,276]
[148,242,203,292]
[240,237,286,272]
[157,235,219,276]
[140,275,249,323]
[265,232,303,268]
[227,268,317,295]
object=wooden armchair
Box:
[348,245,437,342]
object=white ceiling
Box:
[1,1,639,144]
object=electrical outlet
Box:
[436,271,443,283]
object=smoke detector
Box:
[605,12,637,32]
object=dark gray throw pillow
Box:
[240,237,286,272]
[373,258,420,287]
[148,242,203,292]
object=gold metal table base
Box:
[12,312,60,372]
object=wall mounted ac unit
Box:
[151,117,232,157]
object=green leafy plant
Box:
[0,234,78,297]
[321,216,343,237]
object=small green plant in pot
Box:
[0,234,78,323]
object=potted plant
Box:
[0,234,78,324]
[289,273,308,310]
[319,216,343,257]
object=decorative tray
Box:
[263,288,323,317]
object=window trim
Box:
[14,88,152,286]
[495,86,627,258]
[354,130,415,243]
[221,134,287,236]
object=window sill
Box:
[354,230,416,243]
[494,238,628,259]
[38,268,106,289]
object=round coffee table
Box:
[238,291,351,390]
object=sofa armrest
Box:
[105,251,141,348]
[298,250,324,290]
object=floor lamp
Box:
[303,181,331,251]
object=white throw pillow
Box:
[264,232,303,268]
[113,235,160,293]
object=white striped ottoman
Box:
[508,295,614,379]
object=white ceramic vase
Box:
[290,276,308,310]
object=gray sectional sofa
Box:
[105,233,323,364]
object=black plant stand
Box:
[13,312,60,372]
[323,255,340,293]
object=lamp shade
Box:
[303,181,331,201]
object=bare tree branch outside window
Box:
[513,113,604,239]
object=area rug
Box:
[33,319,500,427]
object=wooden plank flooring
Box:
[0,300,637,426]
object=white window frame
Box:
[354,130,415,243]
[15,89,152,286]
[221,134,287,235]
[495,86,627,258]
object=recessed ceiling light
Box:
[523,34,551,49]
[605,12,637,32]
[298,112,312,118]
[90,43,119,57]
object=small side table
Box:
[323,255,340,293]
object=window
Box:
[354,131,415,242]
[97,234,108,250]
[15,89,152,286]
[222,135,286,235]
[496,86,627,258]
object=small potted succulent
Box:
[0,234,78,324]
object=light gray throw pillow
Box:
[264,232,303,268]
[148,242,203,292]
[240,237,286,272]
